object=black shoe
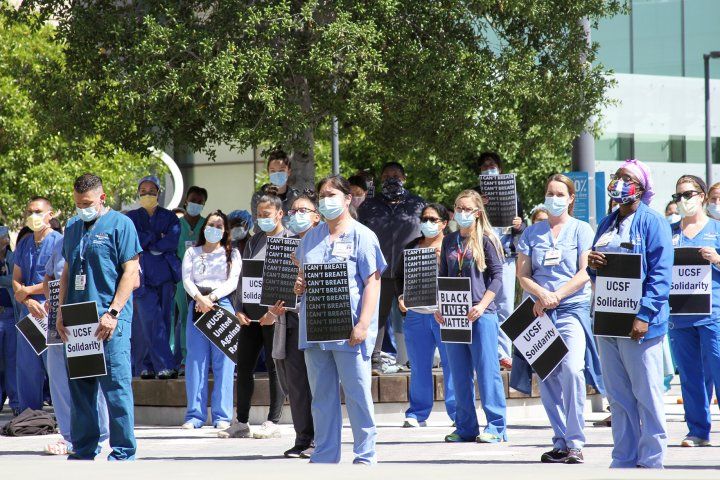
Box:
[140,370,156,379]
[564,449,584,464]
[284,445,309,458]
[540,448,568,463]
[157,369,178,380]
[300,446,314,459]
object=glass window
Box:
[593,13,632,73]
[632,0,683,76]
[634,134,671,162]
[595,134,634,161]
[684,0,720,79]
[684,136,720,163]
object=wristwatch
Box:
[107,308,119,318]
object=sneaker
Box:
[371,361,383,376]
[444,433,473,443]
[215,421,231,430]
[681,436,711,447]
[284,445,309,458]
[157,369,178,380]
[253,421,281,439]
[300,446,315,459]
[140,370,156,380]
[540,448,568,463]
[564,448,584,464]
[477,432,504,443]
[218,422,251,438]
[402,417,427,428]
[181,421,197,430]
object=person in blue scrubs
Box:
[588,159,673,469]
[295,175,386,464]
[12,196,62,411]
[127,175,180,379]
[0,226,19,416]
[395,203,456,428]
[438,189,507,444]
[668,175,720,447]
[517,174,604,464]
[57,173,142,460]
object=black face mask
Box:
[382,178,406,201]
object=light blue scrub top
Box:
[670,219,720,329]
[296,219,387,359]
[63,210,142,323]
[517,217,595,306]
[14,230,63,301]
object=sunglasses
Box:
[421,216,442,223]
[671,191,702,202]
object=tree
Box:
[0,4,165,226]
[20,0,624,203]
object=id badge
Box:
[185,240,195,250]
[595,231,615,248]
[543,249,561,266]
[331,241,353,258]
[75,274,87,291]
[671,234,680,247]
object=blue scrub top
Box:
[669,219,720,329]
[63,210,142,323]
[126,206,181,286]
[517,217,595,306]
[14,230,63,301]
[296,220,387,358]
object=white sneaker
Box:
[402,417,427,428]
[218,422,251,439]
[253,421,281,439]
[215,421,231,430]
[181,421,197,430]
[681,436,711,447]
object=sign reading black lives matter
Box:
[46,279,62,345]
[501,297,568,381]
[438,277,472,343]
[261,237,300,309]
[593,253,642,337]
[16,313,48,356]
[241,259,267,321]
[478,173,518,228]
[195,307,242,362]
[61,301,106,379]
[403,248,438,309]
[670,247,712,315]
[304,262,353,342]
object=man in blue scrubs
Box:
[0,226,19,415]
[57,173,142,460]
[12,196,62,411]
[127,176,180,379]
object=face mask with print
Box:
[289,212,313,234]
[607,179,641,205]
[204,226,224,243]
[381,178,406,201]
[351,195,366,208]
[319,196,345,220]
[420,220,440,238]
[708,204,720,220]
[257,217,277,233]
[455,211,476,229]
[77,205,100,223]
[230,226,248,240]
[544,196,568,217]
[26,213,47,232]
[678,196,700,217]
[186,202,204,217]
[269,171,288,187]
[666,214,681,224]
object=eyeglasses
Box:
[610,173,638,184]
[421,216,442,223]
[454,207,478,214]
[672,191,702,202]
[289,207,317,215]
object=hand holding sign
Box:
[588,250,607,269]
[195,294,215,313]
[467,304,485,322]
[260,300,285,326]
[56,308,68,343]
[533,289,561,317]
[26,298,46,320]
[294,274,306,295]
[699,247,720,265]
[630,318,648,341]
[235,311,251,326]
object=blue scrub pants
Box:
[444,312,507,440]
[68,321,136,461]
[539,313,586,450]
[304,348,376,464]
[15,305,48,411]
[404,310,456,423]
[598,335,666,468]
[669,322,720,441]
[0,308,18,410]
[184,298,235,427]
[135,282,176,372]
[494,257,515,360]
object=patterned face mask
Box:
[607,179,641,205]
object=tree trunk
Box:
[290,127,315,191]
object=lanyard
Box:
[456,235,473,276]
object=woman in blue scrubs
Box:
[517,174,603,464]
[588,159,673,469]
[438,190,507,444]
[294,175,386,464]
[668,175,720,447]
[396,203,456,428]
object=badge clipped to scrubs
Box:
[75,274,87,291]
[594,230,615,248]
[672,234,680,247]
[331,241,354,259]
[543,249,561,266]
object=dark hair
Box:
[477,151,502,170]
[381,162,405,176]
[317,175,352,196]
[16,226,32,243]
[49,218,62,233]
[172,207,186,215]
[256,191,283,213]
[74,173,103,193]
[267,149,291,169]
[422,203,450,223]
[186,186,208,202]
[28,196,52,208]
[348,175,370,192]
[293,188,319,208]
[196,210,233,277]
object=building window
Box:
[632,0,683,76]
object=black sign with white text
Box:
[46,279,62,345]
[304,262,353,342]
[16,314,48,356]
[261,236,300,309]
[670,247,712,315]
[194,307,242,362]
[438,277,472,343]
[477,174,518,228]
[593,253,642,338]
[61,301,107,379]
[403,248,438,309]
[241,259,267,321]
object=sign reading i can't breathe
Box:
[261,236,300,309]
[670,247,712,315]
[46,279,62,345]
[501,297,568,381]
[304,262,353,342]
[477,174,518,228]
[403,247,438,309]
[241,259,267,321]
[61,301,107,379]
[438,277,472,344]
[194,306,241,362]
[593,253,642,337]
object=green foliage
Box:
[0,4,165,226]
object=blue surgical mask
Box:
[186,202,204,217]
[204,226,223,243]
[77,205,99,223]
[289,212,313,234]
[666,214,681,224]
[455,211,476,229]
[269,171,288,187]
[420,220,440,238]
[319,196,345,220]
[708,204,720,220]
[230,226,248,240]
[481,168,500,176]
[544,196,568,217]
[257,217,277,232]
